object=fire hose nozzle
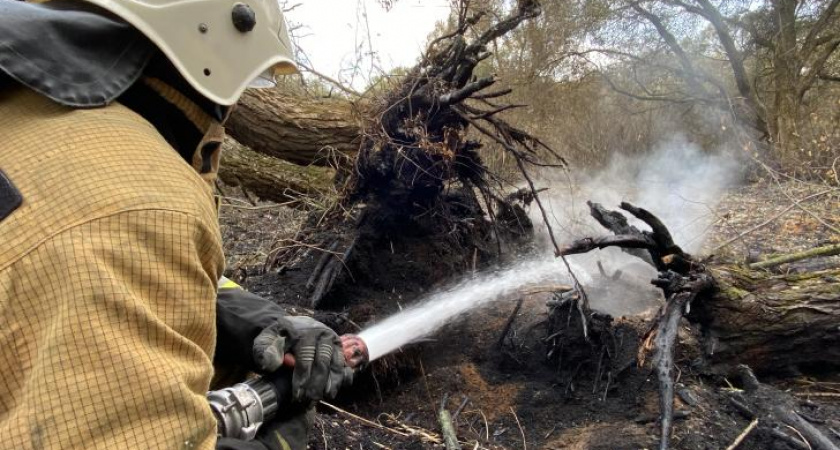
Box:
[209,333,369,440]
[340,333,369,369]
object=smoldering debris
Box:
[528,135,743,316]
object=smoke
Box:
[532,134,743,315]
[356,136,742,362]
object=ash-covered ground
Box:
[218,180,839,450]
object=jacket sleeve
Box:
[215,284,288,372]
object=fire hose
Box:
[207,334,370,440]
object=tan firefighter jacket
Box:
[0,79,225,450]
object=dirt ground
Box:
[704,179,840,266]
[218,180,840,450]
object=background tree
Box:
[569,0,840,170]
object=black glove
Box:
[253,315,347,402]
[256,405,314,450]
[215,405,313,450]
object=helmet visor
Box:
[248,69,277,88]
[247,61,298,89]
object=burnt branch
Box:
[558,235,658,256]
[650,271,714,450]
[558,201,714,450]
[439,77,496,106]
[588,201,654,265]
[619,202,682,256]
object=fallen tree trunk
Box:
[226,89,361,167]
[218,137,334,204]
[690,265,840,375]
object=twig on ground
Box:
[749,243,840,269]
[756,157,840,235]
[523,284,574,295]
[453,396,470,421]
[510,407,527,450]
[771,428,811,450]
[418,357,436,414]
[439,395,462,450]
[497,298,524,348]
[784,425,814,450]
[381,413,443,444]
[319,401,411,437]
[480,410,489,441]
[794,392,840,398]
[725,418,759,450]
[220,201,298,211]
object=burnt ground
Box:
[218,180,840,450]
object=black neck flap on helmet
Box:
[0,0,156,108]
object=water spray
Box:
[358,258,577,361]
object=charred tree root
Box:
[263,0,563,308]
[544,290,625,398]
[560,201,713,450]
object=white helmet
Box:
[81,0,298,105]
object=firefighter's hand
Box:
[252,315,347,401]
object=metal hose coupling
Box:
[208,376,278,440]
[208,333,370,439]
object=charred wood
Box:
[732,365,840,450]
[556,200,840,449]
[561,202,713,450]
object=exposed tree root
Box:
[258,0,566,308]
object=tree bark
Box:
[770,0,803,163]
[226,89,362,167]
[690,266,840,375]
[218,137,334,204]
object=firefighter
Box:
[0,0,346,449]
